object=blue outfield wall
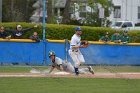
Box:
[81,44,140,65]
[0,41,44,65]
[0,39,140,65]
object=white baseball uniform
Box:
[69,34,85,68]
[51,57,89,74]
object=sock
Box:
[74,67,79,75]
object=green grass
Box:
[0,66,49,73]
[0,66,139,73]
[93,65,140,72]
[0,77,139,93]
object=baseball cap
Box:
[105,32,109,35]
[17,25,22,28]
[124,29,128,33]
[75,27,81,31]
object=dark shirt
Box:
[29,35,41,42]
[111,35,121,42]
[6,27,34,39]
[121,35,130,42]
[99,36,110,42]
[0,32,9,38]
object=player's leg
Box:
[69,51,80,67]
[88,66,94,74]
[79,66,94,74]
[65,62,75,73]
[69,51,80,75]
[71,54,80,75]
[77,52,94,74]
[77,51,85,64]
[78,54,85,64]
[60,62,75,74]
[78,68,89,74]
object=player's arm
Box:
[49,66,55,73]
[23,25,38,32]
[72,45,88,49]
[59,64,63,71]
[56,64,63,71]
[23,27,34,32]
[99,36,104,42]
[72,39,88,49]
[111,35,114,42]
[5,29,15,32]
[55,58,64,71]
[75,40,89,48]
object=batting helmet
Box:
[48,51,55,57]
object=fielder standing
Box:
[69,27,92,75]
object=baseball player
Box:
[48,51,94,74]
[68,27,90,75]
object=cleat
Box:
[88,66,94,74]
[75,72,79,76]
[75,71,79,76]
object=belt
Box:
[72,50,78,52]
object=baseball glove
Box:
[81,40,89,45]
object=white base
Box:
[54,72,70,75]
[30,69,41,73]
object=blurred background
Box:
[0,0,140,26]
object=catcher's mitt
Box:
[80,40,89,45]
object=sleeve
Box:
[29,36,41,42]
[120,35,123,41]
[108,37,111,41]
[4,32,9,37]
[119,35,121,40]
[5,29,15,33]
[127,36,130,42]
[35,37,41,42]
[56,57,63,65]
[23,27,34,32]
[111,35,114,42]
[29,35,36,40]
[99,36,104,41]
[29,36,33,39]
